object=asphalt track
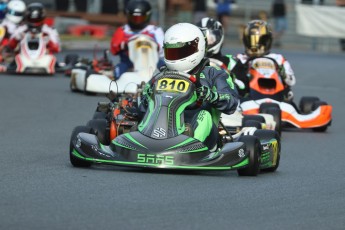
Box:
[0,49,344,230]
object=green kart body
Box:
[70,71,280,175]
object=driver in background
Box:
[139,23,239,151]
[0,0,26,61]
[6,2,60,54]
[196,17,248,97]
[110,0,164,79]
[233,19,296,101]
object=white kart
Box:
[70,34,159,94]
[221,110,276,134]
[8,31,57,75]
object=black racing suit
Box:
[139,61,239,150]
[209,52,250,97]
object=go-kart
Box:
[70,34,159,94]
[64,47,112,78]
[240,57,332,133]
[69,71,281,176]
[5,30,56,74]
[0,26,77,75]
[208,58,277,133]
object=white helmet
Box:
[164,23,206,73]
[6,0,26,24]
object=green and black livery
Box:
[70,71,280,176]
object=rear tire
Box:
[70,81,78,92]
[299,96,320,114]
[70,126,92,167]
[242,120,262,129]
[313,125,328,132]
[242,115,265,124]
[93,111,107,119]
[312,101,329,132]
[260,102,280,111]
[260,103,282,136]
[65,54,79,66]
[84,70,97,95]
[237,135,261,176]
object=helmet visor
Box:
[28,17,45,23]
[8,10,25,17]
[164,38,199,61]
[204,30,217,47]
[244,34,259,48]
[128,14,149,25]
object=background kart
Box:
[209,58,277,133]
[221,110,276,134]
[70,34,159,94]
[69,71,281,176]
[0,27,77,75]
[63,48,112,78]
[241,57,332,133]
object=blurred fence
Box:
[41,0,343,52]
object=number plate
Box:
[156,78,190,93]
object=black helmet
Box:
[126,0,151,30]
[243,20,273,57]
[197,17,224,57]
[26,2,46,29]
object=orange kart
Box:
[240,57,332,133]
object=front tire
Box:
[70,126,93,167]
[254,129,281,172]
[86,119,110,144]
[84,70,97,95]
[237,135,261,176]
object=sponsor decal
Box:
[262,143,270,151]
[91,144,111,158]
[271,140,279,165]
[238,148,245,158]
[153,127,166,138]
[197,110,207,122]
[137,154,174,165]
[218,94,232,100]
[271,140,279,154]
[253,60,275,69]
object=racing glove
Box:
[196,85,219,104]
[143,83,153,97]
[284,74,296,86]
